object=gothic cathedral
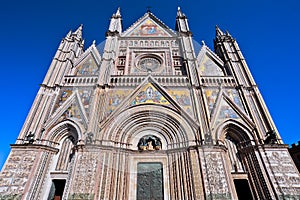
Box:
[0,8,300,200]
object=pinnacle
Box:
[115,7,121,17]
[73,24,83,39]
[215,25,224,36]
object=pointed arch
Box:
[45,120,84,146]
[215,119,255,145]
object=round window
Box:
[139,57,161,72]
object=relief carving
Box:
[265,150,300,197]
[69,153,97,196]
[0,150,36,198]
[204,153,231,199]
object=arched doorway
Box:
[44,122,81,200]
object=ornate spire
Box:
[107,7,123,35]
[177,7,186,18]
[73,24,83,38]
[175,7,190,34]
[215,25,224,37]
[115,7,121,17]
[66,30,72,38]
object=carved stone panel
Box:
[0,149,37,200]
[262,148,300,199]
[200,151,232,199]
[68,152,98,199]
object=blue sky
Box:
[0,0,299,169]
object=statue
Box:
[138,135,162,151]
[264,130,278,144]
[25,132,35,144]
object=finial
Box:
[146,6,151,13]
[177,6,185,17]
[201,40,206,46]
[66,30,72,37]
[116,7,121,17]
[93,40,96,45]
[215,25,224,36]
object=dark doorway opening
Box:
[234,179,253,200]
[47,179,66,200]
[137,162,163,200]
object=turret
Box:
[214,26,281,144]
[214,26,255,87]
[175,7,198,86]
[175,7,191,35]
[107,7,122,36]
[42,25,84,87]
[16,25,84,143]
[98,8,122,85]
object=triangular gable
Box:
[211,95,254,128]
[45,91,89,129]
[131,83,170,106]
[203,88,221,119]
[73,55,99,76]
[72,43,101,76]
[123,13,175,37]
[214,97,241,125]
[197,45,225,76]
[100,75,198,128]
[224,89,245,112]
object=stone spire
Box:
[175,7,190,34]
[107,7,122,35]
[73,24,83,38]
[215,25,224,37]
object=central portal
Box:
[137,162,164,200]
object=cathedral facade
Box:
[0,8,300,200]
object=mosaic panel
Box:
[169,90,193,116]
[78,89,93,115]
[215,98,240,125]
[204,88,220,114]
[131,84,169,106]
[199,54,224,76]
[128,18,169,37]
[225,89,245,112]
[106,89,132,117]
[75,57,98,76]
[0,150,37,198]
[55,89,73,111]
[62,103,81,120]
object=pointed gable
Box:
[72,43,101,76]
[122,13,175,37]
[203,88,220,116]
[74,55,99,76]
[197,45,225,76]
[214,98,241,125]
[131,83,170,106]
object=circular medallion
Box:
[139,57,160,72]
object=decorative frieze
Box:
[120,39,179,48]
